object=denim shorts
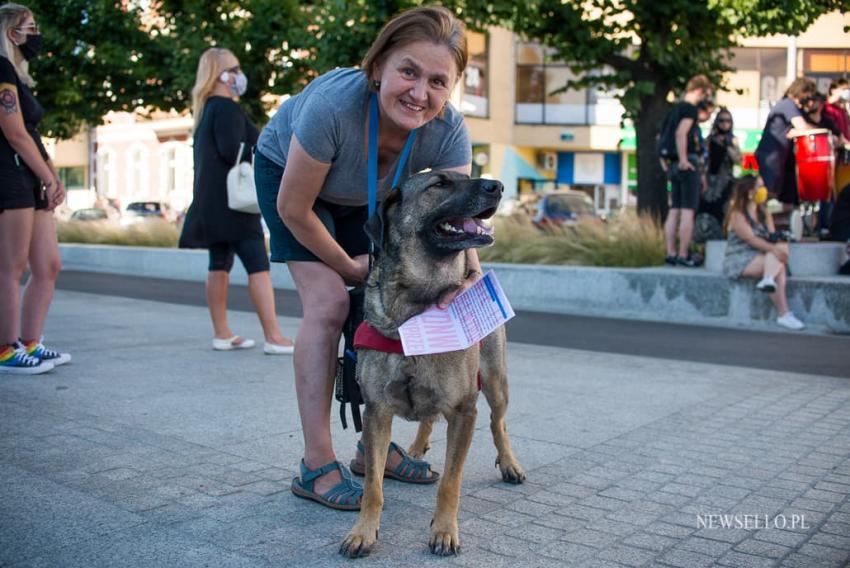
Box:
[254,149,370,263]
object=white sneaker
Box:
[756,276,776,293]
[777,312,805,331]
[264,341,295,355]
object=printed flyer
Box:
[398,270,515,356]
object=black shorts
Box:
[208,239,270,274]
[254,150,370,263]
[668,156,701,211]
[0,169,48,212]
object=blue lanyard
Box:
[368,92,417,217]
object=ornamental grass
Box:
[478,212,665,268]
[57,212,664,267]
[57,219,180,248]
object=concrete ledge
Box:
[59,243,296,289]
[705,240,847,276]
[59,244,850,333]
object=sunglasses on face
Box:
[717,118,732,124]
[14,23,39,34]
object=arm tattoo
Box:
[0,86,18,116]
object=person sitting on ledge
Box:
[722,175,805,331]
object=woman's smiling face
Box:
[373,40,459,134]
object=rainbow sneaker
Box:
[0,343,54,375]
[24,339,71,367]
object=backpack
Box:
[656,105,680,161]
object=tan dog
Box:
[340,172,525,558]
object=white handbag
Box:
[226,142,260,214]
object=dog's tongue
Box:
[452,218,493,236]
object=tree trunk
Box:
[635,92,672,222]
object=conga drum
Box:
[836,145,850,199]
[792,129,834,202]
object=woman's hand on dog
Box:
[437,269,482,309]
[342,254,370,286]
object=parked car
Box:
[69,208,108,221]
[120,201,169,226]
[530,190,597,227]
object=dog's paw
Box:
[407,441,430,459]
[496,457,527,484]
[339,529,378,559]
[429,525,460,556]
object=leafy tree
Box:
[153,0,416,125]
[451,0,843,220]
[22,0,163,139]
[24,0,416,137]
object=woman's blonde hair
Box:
[361,6,468,90]
[191,47,237,129]
[0,3,35,87]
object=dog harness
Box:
[353,321,483,391]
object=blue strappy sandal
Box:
[350,441,440,485]
[290,460,362,511]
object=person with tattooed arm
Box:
[0,3,70,374]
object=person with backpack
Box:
[660,75,715,267]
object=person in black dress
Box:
[0,3,70,375]
[179,47,294,354]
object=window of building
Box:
[723,47,787,129]
[96,147,117,197]
[59,166,86,190]
[126,145,149,198]
[586,69,625,126]
[158,142,193,210]
[803,48,850,94]
[161,145,178,194]
[462,32,489,118]
[727,47,787,104]
[515,41,589,125]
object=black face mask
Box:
[18,33,43,61]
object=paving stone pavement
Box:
[1,290,849,568]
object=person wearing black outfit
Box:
[0,3,70,375]
[694,107,741,244]
[179,47,294,354]
[662,75,714,267]
[754,77,817,208]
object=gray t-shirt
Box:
[257,67,471,206]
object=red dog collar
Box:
[353,322,404,354]
[353,321,482,391]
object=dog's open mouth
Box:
[430,206,497,249]
[435,215,494,238]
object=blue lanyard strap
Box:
[367,92,417,217]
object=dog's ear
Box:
[363,187,402,255]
